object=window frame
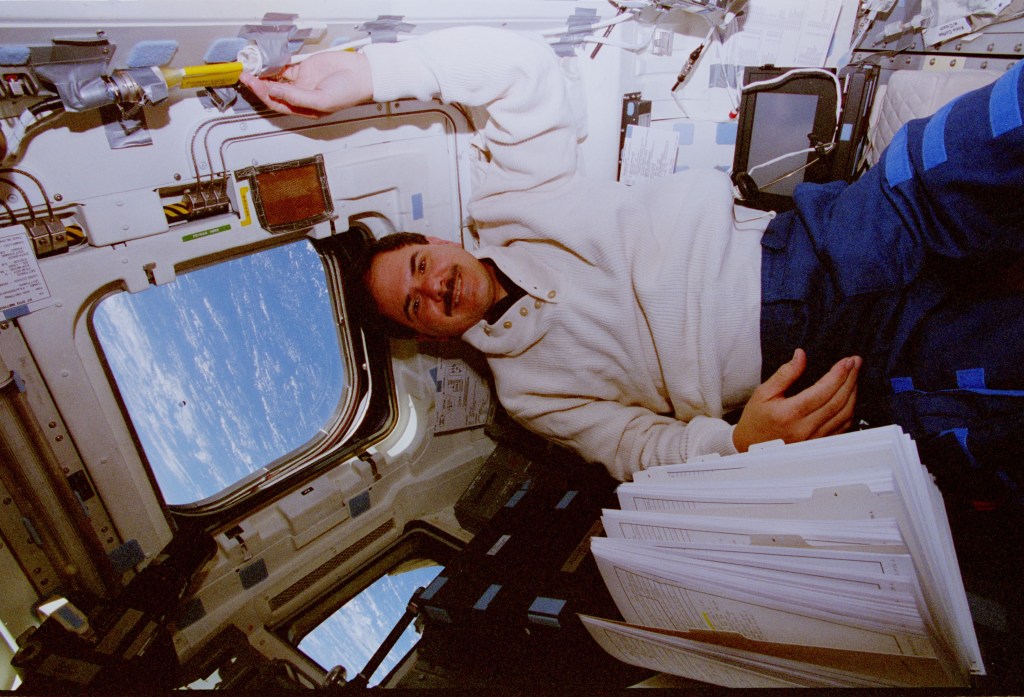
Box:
[277,524,461,686]
[89,225,396,528]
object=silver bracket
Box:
[551,8,600,57]
[27,218,67,257]
[29,38,114,112]
[357,15,415,43]
[358,452,382,482]
[239,13,323,78]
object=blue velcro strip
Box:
[238,558,268,589]
[474,584,502,610]
[126,40,179,68]
[411,193,424,220]
[890,376,915,394]
[885,126,913,187]
[555,490,577,510]
[2,305,29,321]
[420,575,447,601]
[528,597,567,627]
[349,490,371,517]
[505,489,527,508]
[923,99,955,170]
[529,596,567,616]
[956,367,986,390]
[55,605,87,630]
[109,539,145,572]
[204,37,248,64]
[0,45,31,65]
[990,62,1023,138]
[716,122,738,145]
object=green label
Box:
[182,224,231,242]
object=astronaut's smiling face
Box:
[366,239,506,337]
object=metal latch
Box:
[27,217,67,256]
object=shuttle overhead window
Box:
[92,239,346,505]
[299,563,442,687]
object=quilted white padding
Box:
[865,69,1000,165]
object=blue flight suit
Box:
[759,60,1024,509]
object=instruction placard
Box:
[432,357,493,434]
[0,225,50,315]
[620,125,679,186]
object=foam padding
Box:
[204,37,248,64]
[0,45,31,66]
[126,39,179,68]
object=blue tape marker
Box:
[555,491,577,510]
[420,575,447,601]
[885,126,913,187]
[204,37,248,64]
[349,490,371,517]
[673,122,695,145]
[474,584,502,610]
[528,597,567,628]
[890,376,915,394]
[238,558,269,589]
[0,45,31,66]
[956,367,986,390]
[3,305,29,320]
[990,62,1023,138]
[529,596,566,617]
[411,193,424,220]
[109,539,145,573]
[126,40,179,68]
[55,605,87,630]
[505,489,527,508]
[715,122,738,146]
[922,99,956,170]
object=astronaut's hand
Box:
[733,348,860,452]
[238,50,373,118]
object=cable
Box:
[672,22,717,92]
[741,68,842,129]
[288,11,638,67]
[0,196,17,226]
[537,12,635,37]
[668,1,745,118]
[1,167,55,219]
[0,176,36,222]
[581,17,662,52]
[591,6,626,58]
[746,147,819,181]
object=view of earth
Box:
[94,238,430,681]
[299,564,442,686]
[93,239,344,504]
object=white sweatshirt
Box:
[365,26,767,480]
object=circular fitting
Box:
[237,44,266,76]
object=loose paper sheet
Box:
[431,357,492,433]
[724,0,844,68]
[619,125,679,185]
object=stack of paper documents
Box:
[581,426,984,688]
